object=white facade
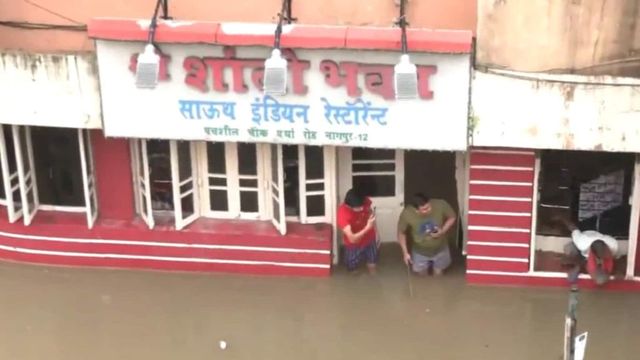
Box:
[0,52,102,129]
[472,69,640,152]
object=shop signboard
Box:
[95,42,471,151]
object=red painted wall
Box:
[466,148,536,274]
[91,130,135,221]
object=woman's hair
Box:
[344,188,364,207]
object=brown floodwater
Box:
[0,248,638,359]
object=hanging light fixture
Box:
[394,0,418,100]
[136,0,170,89]
[263,0,293,96]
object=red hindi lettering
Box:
[360,65,395,100]
[417,65,437,100]
[320,60,362,97]
[282,49,310,95]
[184,56,209,92]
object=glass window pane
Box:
[83,130,93,174]
[352,162,395,173]
[306,195,325,217]
[179,182,192,194]
[353,175,395,197]
[207,142,226,174]
[147,140,173,211]
[240,191,259,213]
[177,141,191,181]
[209,189,229,212]
[306,182,324,192]
[271,197,280,222]
[18,127,29,171]
[31,126,84,207]
[4,126,17,173]
[239,178,258,188]
[238,143,257,176]
[304,146,324,180]
[209,177,227,187]
[270,144,278,183]
[181,193,195,219]
[352,148,394,161]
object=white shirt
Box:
[571,230,620,258]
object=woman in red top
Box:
[337,189,377,274]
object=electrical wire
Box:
[273,0,290,49]
[481,67,640,87]
[21,0,82,25]
[396,0,409,54]
[0,20,86,31]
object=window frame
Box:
[199,142,266,220]
[132,140,336,235]
[0,125,22,223]
[0,125,98,227]
[170,140,200,230]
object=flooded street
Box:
[1,254,639,360]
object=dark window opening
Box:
[536,150,634,238]
[147,140,173,211]
[31,127,84,207]
[534,150,634,275]
[283,145,299,217]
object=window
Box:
[534,150,635,274]
[132,140,335,233]
[131,139,199,230]
[536,150,635,237]
[0,125,97,227]
[201,142,264,219]
[267,144,333,224]
[0,125,22,222]
[351,148,397,197]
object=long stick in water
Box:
[406,263,414,297]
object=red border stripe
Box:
[469,199,533,213]
[466,244,530,259]
[467,230,531,243]
[466,259,529,272]
[88,18,472,54]
[470,168,534,183]
[470,153,535,168]
[469,184,533,198]
[468,214,531,228]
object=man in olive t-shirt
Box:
[397,193,457,276]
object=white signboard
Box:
[95,41,470,150]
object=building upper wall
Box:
[0,0,476,53]
[477,0,640,77]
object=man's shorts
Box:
[411,247,451,273]
[344,241,378,271]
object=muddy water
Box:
[0,253,639,360]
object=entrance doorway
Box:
[337,148,464,266]
[338,148,404,244]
